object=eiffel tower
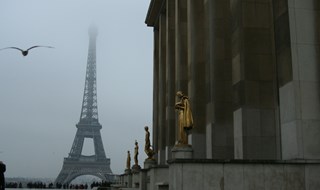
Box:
[55,25,113,185]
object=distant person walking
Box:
[0,161,5,190]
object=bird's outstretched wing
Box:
[27,45,54,51]
[0,47,24,52]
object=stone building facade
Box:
[114,0,320,189]
[145,0,320,163]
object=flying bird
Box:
[0,45,54,56]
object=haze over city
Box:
[0,0,153,178]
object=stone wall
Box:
[116,160,320,190]
[168,160,320,190]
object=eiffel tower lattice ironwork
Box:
[55,26,113,185]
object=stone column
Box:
[204,0,234,159]
[273,0,320,159]
[187,0,207,158]
[175,0,188,146]
[165,0,176,161]
[158,12,167,165]
[153,28,159,157]
[175,0,188,93]
[231,0,280,159]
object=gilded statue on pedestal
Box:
[175,91,194,145]
[131,140,141,172]
[134,140,139,166]
[144,126,155,160]
[126,151,131,170]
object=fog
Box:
[0,0,153,178]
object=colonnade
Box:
[145,0,320,164]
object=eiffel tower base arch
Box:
[55,158,114,185]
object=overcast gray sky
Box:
[0,0,153,178]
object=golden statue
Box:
[134,140,139,165]
[126,150,131,169]
[175,91,194,145]
[144,126,155,160]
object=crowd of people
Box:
[5,182,53,189]
[0,161,112,189]
[4,181,111,189]
[55,181,111,189]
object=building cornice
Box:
[145,0,166,27]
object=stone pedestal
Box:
[124,168,132,175]
[144,159,157,169]
[123,171,132,188]
[131,164,141,173]
[139,169,148,190]
[171,145,193,159]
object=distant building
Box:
[116,1,320,190]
